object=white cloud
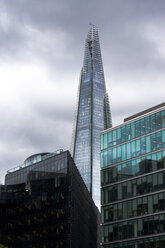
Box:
[25,25,74,61]
[144,23,165,59]
[0,11,11,32]
[0,60,76,182]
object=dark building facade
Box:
[71,26,112,208]
[101,103,165,247]
[0,151,99,248]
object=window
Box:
[118,203,123,219]
[145,117,151,134]
[140,118,145,136]
[126,124,131,140]
[148,195,153,214]
[151,133,157,151]
[141,137,146,155]
[121,126,126,143]
[116,146,122,162]
[131,123,135,139]
[161,110,165,128]
[126,143,131,159]
[127,201,132,218]
[131,141,136,158]
[150,114,156,132]
[162,130,165,147]
[122,144,126,161]
[113,148,117,164]
[132,199,137,216]
[103,133,107,149]
[158,193,164,211]
[136,139,140,156]
[117,128,122,144]
[112,130,116,145]
[146,136,151,153]
[153,174,158,190]
[156,112,161,130]
[153,194,158,212]
[107,131,113,147]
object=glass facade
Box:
[101,103,165,247]
[5,152,67,185]
[1,177,68,247]
[1,151,99,248]
[101,110,165,150]
[71,26,112,208]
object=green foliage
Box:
[0,244,8,248]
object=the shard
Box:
[71,26,112,208]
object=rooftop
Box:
[7,149,63,174]
[101,102,165,135]
[124,102,165,122]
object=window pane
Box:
[117,128,122,144]
[150,114,156,132]
[113,130,116,145]
[135,121,141,137]
[156,112,161,130]
[107,131,113,147]
[136,139,140,156]
[145,116,151,134]
[141,118,145,136]
[126,143,131,159]
[162,130,165,147]
[104,133,107,149]
[161,110,165,128]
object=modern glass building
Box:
[5,150,65,185]
[1,151,99,248]
[101,103,165,247]
[71,26,112,208]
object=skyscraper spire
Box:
[71,26,112,208]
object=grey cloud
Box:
[0,110,72,183]
[1,0,165,74]
[33,102,74,123]
[1,0,165,183]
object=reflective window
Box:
[102,213,165,242]
[101,150,165,185]
[102,191,165,223]
[102,171,165,204]
[102,236,165,248]
[102,110,165,150]
[101,130,165,167]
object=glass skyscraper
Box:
[71,26,112,208]
[101,103,165,247]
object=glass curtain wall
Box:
[72,26,112,208]
[101,104,165,247]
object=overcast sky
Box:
[0,0,165,183]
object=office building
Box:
[71,26,112,208]
[101,103,165,247]
[0,151,99,248]
[5,150,64,185]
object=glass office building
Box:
[101,103,165,247]
[5,150,65,185]
[1,151,99,248]
[71,26,112,208]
